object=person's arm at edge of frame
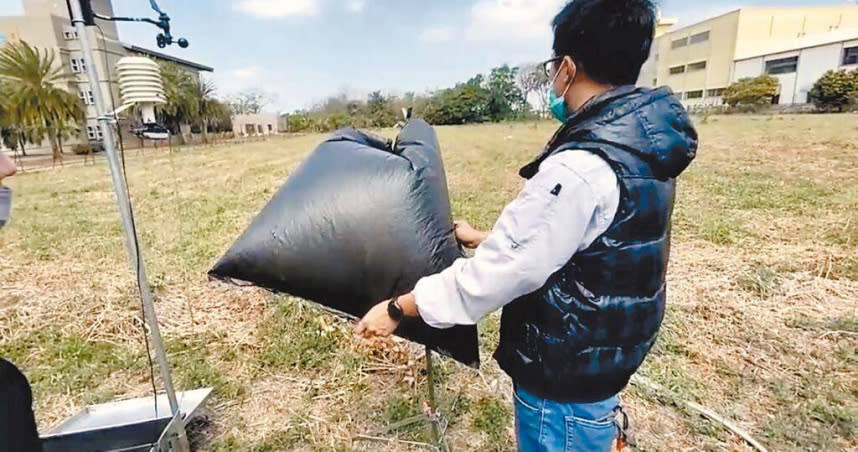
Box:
[0,152,16,182]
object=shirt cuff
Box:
[413,272,457,330]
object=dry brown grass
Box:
[1,114,856,451]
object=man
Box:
[1,151,42,452]
[356,0,697,450]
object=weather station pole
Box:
[61,1,194,451]
[68,0,181,417]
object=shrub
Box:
[723,75,779,107]
[808,69,858,112]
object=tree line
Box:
[285,64,551,133]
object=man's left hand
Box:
[354,300,400,338]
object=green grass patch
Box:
[737,265,782,298]
[258,299,356,373]
[167,337,243,399]
[0,330,138,396]
[211,430,304,452]
[472,397,511,446]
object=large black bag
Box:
[210,119,479,366]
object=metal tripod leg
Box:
[425,347,450,452]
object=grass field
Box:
[1,114,856,451]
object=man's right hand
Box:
[454,220,488,249]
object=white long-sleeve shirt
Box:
[413,151,620,329]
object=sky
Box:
[1,0,855,111]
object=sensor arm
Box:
[90,0,187,48]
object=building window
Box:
[86,125,103,141]
[707,88,726,97]
[70,58,87,73]
[686,90,704,100]
[62,27,79,40]
[688,61,707,71]
[844,46,858,66]
[78,89,94,105]
[671,37,688,49]
[669,65,686,75]
[689,31,710,45]
[765,56,798,75]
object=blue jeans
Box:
[513,386,620,452]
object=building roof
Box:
[663,5,858,39]
[121,43,214,72]
[735,27,858,61]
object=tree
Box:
[227,89,270,115]
[486,65,525,121]
[365,91,396,127]
[519,64,550,117]
[190,77,226,142]
[0,41,83,163]
[723,75,779,108]
[159,62,197,139]
[808,69,858,112]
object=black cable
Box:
[94,23,159,419]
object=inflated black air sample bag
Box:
[210,119,479,366]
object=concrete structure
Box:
[231,113,280,136]
[0,0,212,150]
[639,6,858,107]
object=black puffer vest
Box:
[494,86,698,402]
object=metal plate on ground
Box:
[41,388,212,452]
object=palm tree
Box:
[192,77,221,143]
[0,42,83,164]
[159,62,196,142]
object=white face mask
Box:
[0,186,11,228]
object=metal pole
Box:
[425,347,449,452]
[69,0,181,417]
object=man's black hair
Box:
[552,0,656,86]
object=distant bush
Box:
[808,69,858,112]
[71,141,103,155]
[723,75,779,107]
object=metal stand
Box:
[425,347,448,451]
[357,347,450,451]
[44,2,208,451]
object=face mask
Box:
[548,60,576,123]
[0,186,10,228]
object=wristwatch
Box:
[387,297,404,322]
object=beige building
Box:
[232,113,281,137]
[0,0,212,149]
[639,6,858,106]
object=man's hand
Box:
[354,300,400,338]
[454,220,489,249]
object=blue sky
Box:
[2,0,854,111]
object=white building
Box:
[733,28,858,105]
[231,113,280,136]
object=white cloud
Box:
[419,26,456,43]
[231,66,261,79]
[346,0,366,13]
[233,0,321,19]
[465,0,564,42]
